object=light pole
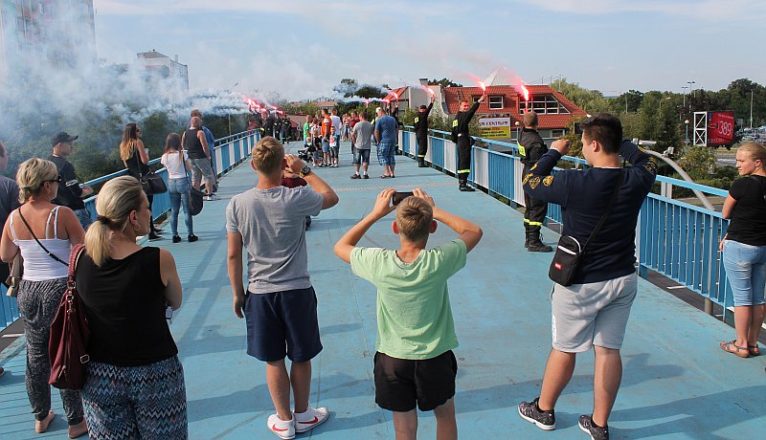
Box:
[514,120,520,141]
[686,80,695,110]
[684,119,690,145]
[750,89,754,129]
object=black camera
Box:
[392,191,413,205]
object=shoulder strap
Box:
[68,243,85,280]
[133,148,144,178]
[582,171,624,251]
[8,210,18,241]
[17,208,69,266]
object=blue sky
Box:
[93,0,766,100]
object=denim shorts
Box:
[722,240,766,306]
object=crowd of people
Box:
[0,106,764,440]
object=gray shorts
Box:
[191,158,215,187]
[551,272,637,352]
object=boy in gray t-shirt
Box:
[226,136,338,439]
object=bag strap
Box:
[581,171,624,251]
[68,243,85,281]
[16,207,69,267]
[134,147,144,179]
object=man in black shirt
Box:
[519,112,552,252]
[414,94,435,167]
[451,93,486,191]
[517,114,656,440]
[49,132,93,228]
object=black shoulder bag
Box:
[180,150,204,216]
[549,171,624,286]
[134,149,167,195]
[17,208,69,267]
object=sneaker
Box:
[188,234,199,243]
[579,415,609,440]
[350,174,361,179]
[148,232,162,241]
[172,235,181,243]
[267,414,295,440]
[203,195,215,201]
[518,397,555,431]
[362,174,369,179]
[294,407,329,434]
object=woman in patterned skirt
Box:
[76,176,187,439]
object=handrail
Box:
[0,130,259,332]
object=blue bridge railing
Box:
[0,130,258,332]
[399,127,733,319]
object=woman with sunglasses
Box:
[119,123,162,240]
[0,158,87,437]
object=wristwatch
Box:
[300,165,312,177]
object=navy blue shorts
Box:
[244,287,323,362]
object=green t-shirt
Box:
[303,122,310,139]
[350,239,467,360]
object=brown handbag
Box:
[48,244,90,390]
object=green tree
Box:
[550,78,610,114]
[428,78,463,88]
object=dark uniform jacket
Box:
[519,127,547,165]
[48,155,85,210]
[451,102,480,142]
[414,102,434,137]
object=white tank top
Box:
[10,207,71,281]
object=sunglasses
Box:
[47,175,63,184]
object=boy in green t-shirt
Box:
[335,188,482,440]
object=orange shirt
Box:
[321,117,332,137]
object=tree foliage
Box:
[428,78,463,88]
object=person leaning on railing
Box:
[75,176,187,438]
[0,158,87,438]
[718,141,766,358]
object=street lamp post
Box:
[684,119,690,145]
[515,120,520,141]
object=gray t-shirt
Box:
[352,120,374,150]
[226,186,323,294]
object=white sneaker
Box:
[267,414,295,439]
[294,406,329,434]
[203,195,215,201]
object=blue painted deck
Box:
[1,142,764,439]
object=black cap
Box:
[52,132,78,146]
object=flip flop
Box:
[720,340,749,358]
[748,345,761,356]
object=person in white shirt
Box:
[161,133,196,243]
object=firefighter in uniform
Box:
[451,93,486,191]
[519,111,553,252]
[414,93,436,167]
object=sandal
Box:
[748,345,761,357]
[720,340,750,358]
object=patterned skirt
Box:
[81,356,187,439]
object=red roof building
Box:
[441,84,587,137]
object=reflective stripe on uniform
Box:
[457,169,471,174]
[417,155,426,158]
[452,120,458,127]
[523,219,543,226]
[518,144,526,157]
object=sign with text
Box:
[707,111,735,146]
[479,117,511,139]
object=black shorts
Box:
[244,287,323,362]
[374,350,457,412]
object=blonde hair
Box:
[738,141,766,168]
[119,123,140,162]
[395,197,433,242]
[252,136,284,175]
[84,176,145,266]
[16,158,58,203]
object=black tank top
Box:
[184,128,205,159]
[77,247,177,366]
[125,148,149,178]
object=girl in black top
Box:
[76,176,187,438]
[119,123,162,240]
[720,142,766,358]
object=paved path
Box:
[1,142,764,439]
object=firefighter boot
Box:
[527,229,552,252]
[458,176,475,192]
[418,158,427,167]
[524,225,532,248]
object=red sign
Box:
[707,111,735,146]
